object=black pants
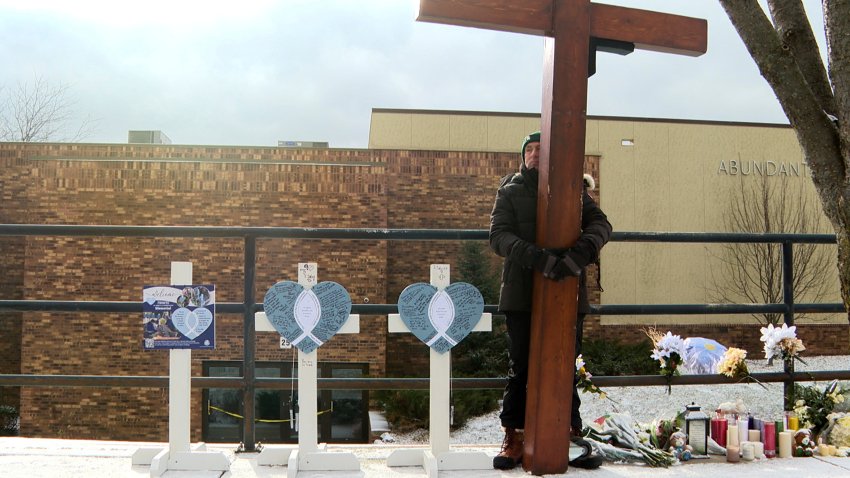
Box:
[499,311,584,432]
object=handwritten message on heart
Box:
[171,307,213,340]
[263,280,352,353]
[397,282,484,354]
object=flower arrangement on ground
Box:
[760,323,806,365]
[646,329,685,394]
[575,354,615,403]
[793,380,848,437]
[716,347,766,389]
[822,413,850,448]
[585,413,676,467]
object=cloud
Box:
[0,1,827,147]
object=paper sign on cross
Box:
[417,0,706,474]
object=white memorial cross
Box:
[254,262,360,477]
[131,261,230,477]
[386,264,493,477]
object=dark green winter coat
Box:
[489,168,612,313]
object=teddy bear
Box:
[668,431,694,461]
[794,429,816,457]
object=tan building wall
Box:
[369,108,843,326]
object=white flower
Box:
[760,323,801,361]
[774,324,798,341]
[656,332,685,355]
[575,355,586,371]
[651,348,670,361]
[759,323,776,344]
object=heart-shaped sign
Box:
[263,280,352,353]
[397,282,484,354]
[171,307,213,340]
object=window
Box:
[202,361,369,444]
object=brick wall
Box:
[4,143,393,439]
[2,142,846,441]
[0,147,28,410]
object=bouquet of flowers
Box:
[585,413,676,467]
[793,380,848,437]
[760,323,806,365]
[823,413,850,448]
[575,354,614,402]
[716,347,767,389]
[646,329,685,394]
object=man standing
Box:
[489,132,612,470]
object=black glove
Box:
[533,248,572,281]
[560,247,591,270]
[555,253,582,278]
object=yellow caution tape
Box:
[207,401,332,423]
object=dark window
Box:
[202,360,368,444]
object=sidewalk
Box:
[3,437,850,478]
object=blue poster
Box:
[143,284,215,350]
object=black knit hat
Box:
[521,131,541,164]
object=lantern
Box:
[684,402,710,457]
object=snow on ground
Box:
[393,355,850,445]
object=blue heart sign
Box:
[397,282,484,354]
[263,281,352,353]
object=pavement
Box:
[3,437,850,478]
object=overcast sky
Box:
[0,0,828,148]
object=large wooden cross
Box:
[417,0,706,474]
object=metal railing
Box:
[0,224,846,450]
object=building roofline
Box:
[370,107,792,129]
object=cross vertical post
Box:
[132,261,230,477]
[416,0,706,474]
[253,263,361,476]
[524,1,590,473]
[386,264,493,477]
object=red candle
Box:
[712,417,728,447]
[764,422,776,458]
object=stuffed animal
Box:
[717,399,747,416]
[668,431,694,461]
[794,429,816,457]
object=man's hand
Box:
[533,249,578,280]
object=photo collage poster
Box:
[143,284,215,350]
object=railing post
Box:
[242,235,257,451]
[782,241,795,410]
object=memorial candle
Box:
[728,425,739,448]
[788,415,799,431]
[764,422,776,458]
[748,429,761,442]
[712,416,727,447]
[727,445,740,462]
[741,442,755,461]
[753,441,765,459]
[738,418,748,447]
[778,431,793,458]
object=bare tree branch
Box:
[721,0,850,324]
[825,0,850,156]
[0,75,96,143]
[720,0,843,187]
[708,175,831,324]
[767,0,836,115]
